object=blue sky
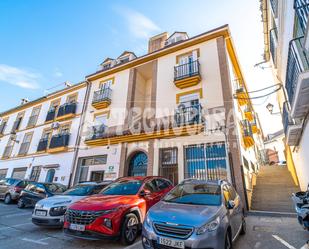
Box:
[0,0,282,134]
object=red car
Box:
[64,176,173,245]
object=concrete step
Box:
[250,165,299,213]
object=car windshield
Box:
[163,182,222,206]
[0,178,18,186]
[44,183,66,193]
[100,180,142,196]
[63,185,96,196]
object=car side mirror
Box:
[227,200,235,210]
[140,189,151,197]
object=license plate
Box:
[35,210,47,216]
[158,237,185,249]
[69,223,85,231]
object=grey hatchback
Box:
[142,179,246,249]
[0,178,33,204]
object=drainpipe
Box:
[68,80,92,187]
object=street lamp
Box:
[266,103,274,114]
[266,102,281,115]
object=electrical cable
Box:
[233,84,282,100]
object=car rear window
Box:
[4,179,18,186]
[163,182,222,206]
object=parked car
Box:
[0,178,33,204]
[18,182,67,209]
[32,181,112,228]
[142,179,246,249]
[64,176,173,245]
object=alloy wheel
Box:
[125,216,138,242]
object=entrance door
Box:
[45,169,55,183]
[90,171,105,182]
[128,152,148,176]
[159,148,178,185]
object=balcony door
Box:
[177,93,200,124]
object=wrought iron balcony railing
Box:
[46,109,56,122]
[282,102,294,136]
[285,36,309,104]
[174,60,200,81]
[18,142,30,155]
[174,103,203,126]
[27,115,38,127]
[92,88,112,104]
[49,133,70,149]
[86,124,107,140]
[2,145,13,158]
[242,120,253,137]
[37,138,48,152]
[270,0,278,17]
[57,102,77,118]
[11,119,21,133]
[294,0,309,35]
[270,28,278,67]
[0,122,6,135]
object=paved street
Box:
[0,201,308,249]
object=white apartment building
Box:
[73,25,264,208]
[261,0,309,189]
[0,82,88,186]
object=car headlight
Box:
[144,214,152,227]
[196,217,220,235]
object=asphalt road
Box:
[0,201,308,249]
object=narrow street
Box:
[0,202,307,249]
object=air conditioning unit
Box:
[51,122,60,130]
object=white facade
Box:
[262,0,309,190]
[0,82,87,186]
[75,26,264,209]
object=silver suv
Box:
[142,179,246,249]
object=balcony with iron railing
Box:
[0,122,6,136]
[56,102,77,121]
[11,119,22,134]
[45,108,56,122]
[270,0,278,17]
[18,142,30,156]
[86,124,107,141]
[92,88,112,109]
[269,28,278,67]
[174,103,203,126]
[174,60,201,88]
[47,132,70,153]
[295,0,309,35]
[242,120,254,148]
[37,138,48,152]
[2,145,13,159]
[27,115,39,128]
[285,36,309,118]
[282,101,302,145]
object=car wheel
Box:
[240,217,246,235]
[225,231,233,249]
[121,213,139,245]
[17,198,25,209]
[4,194,12,204]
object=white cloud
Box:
[0,64,40,89]
[119,8,160,39]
